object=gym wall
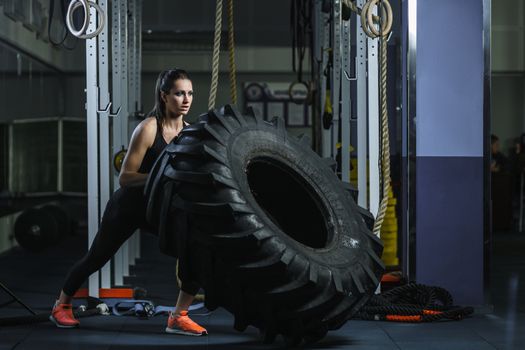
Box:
[415,0,485,306]
[491,0,525,153]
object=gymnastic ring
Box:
[76,1,105,39]
[366,0,393,38]
[66,0,89,38]
[66,0,106,39]
[288,80,312,105]
[360,1,377,38]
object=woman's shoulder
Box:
[139,117,159,133]
[132,117,158,144]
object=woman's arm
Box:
[118,119,157,187]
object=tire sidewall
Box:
[225,123,371,268]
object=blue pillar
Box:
[415,0,486,305]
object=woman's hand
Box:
[118,118,157,187]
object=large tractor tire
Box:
[145,105,384,345]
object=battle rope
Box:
[354,283,474,322]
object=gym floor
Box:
[0,231,524,350]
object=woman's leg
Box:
[166,280,207,335]
[59,187,146,301]
[173,281,201,315]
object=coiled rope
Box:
[354,283,474,322]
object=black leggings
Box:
[62,186,200,297]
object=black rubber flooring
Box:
[0,230,524,350]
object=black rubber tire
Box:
[40,204,71,237]
[146,105,384,344]
[14,208,59,252]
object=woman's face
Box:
[162,78,193,117]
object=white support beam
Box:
[319,11,331,159]
[86,3,100,298]
[367,10,380,218]
[98,0,111,289]
[134,0,143,261]
[127,0,138,269]
[331,0,342,161]
[111,0,128,286]
[356,0,368,209]
[340,17,351,183]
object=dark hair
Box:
[148,68,191,134]
[491,134,499,144]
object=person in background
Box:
[491,134,508,173]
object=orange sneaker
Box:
[165,311,207,336]
[49,301,80,328]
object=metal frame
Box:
[85,1,100,298]
[340,13,351,183]
[367,6,380,218]
[136,1,142,116]
[111,0,128,286]
[356,0,368,209]
[482,0,491,306]
[319,6,331,158]
[314,0,381,217]
[85,0,143,294]
[98,0,111,289]
[331,0,342,160]
[127,0,137,271]
[403,0,417,281]
[133,0,142,262]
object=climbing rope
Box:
[208,0,223,110]
[373,6,391,235]
[353,283,474,322]
[370,0,392,235]
[208,0,237,109]
[342,0,393,235]
[227,0,238,105]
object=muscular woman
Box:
[50,69,207,336]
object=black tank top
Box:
[138,126,168,174]
[137,120,188,174]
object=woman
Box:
[50,69,207,336]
